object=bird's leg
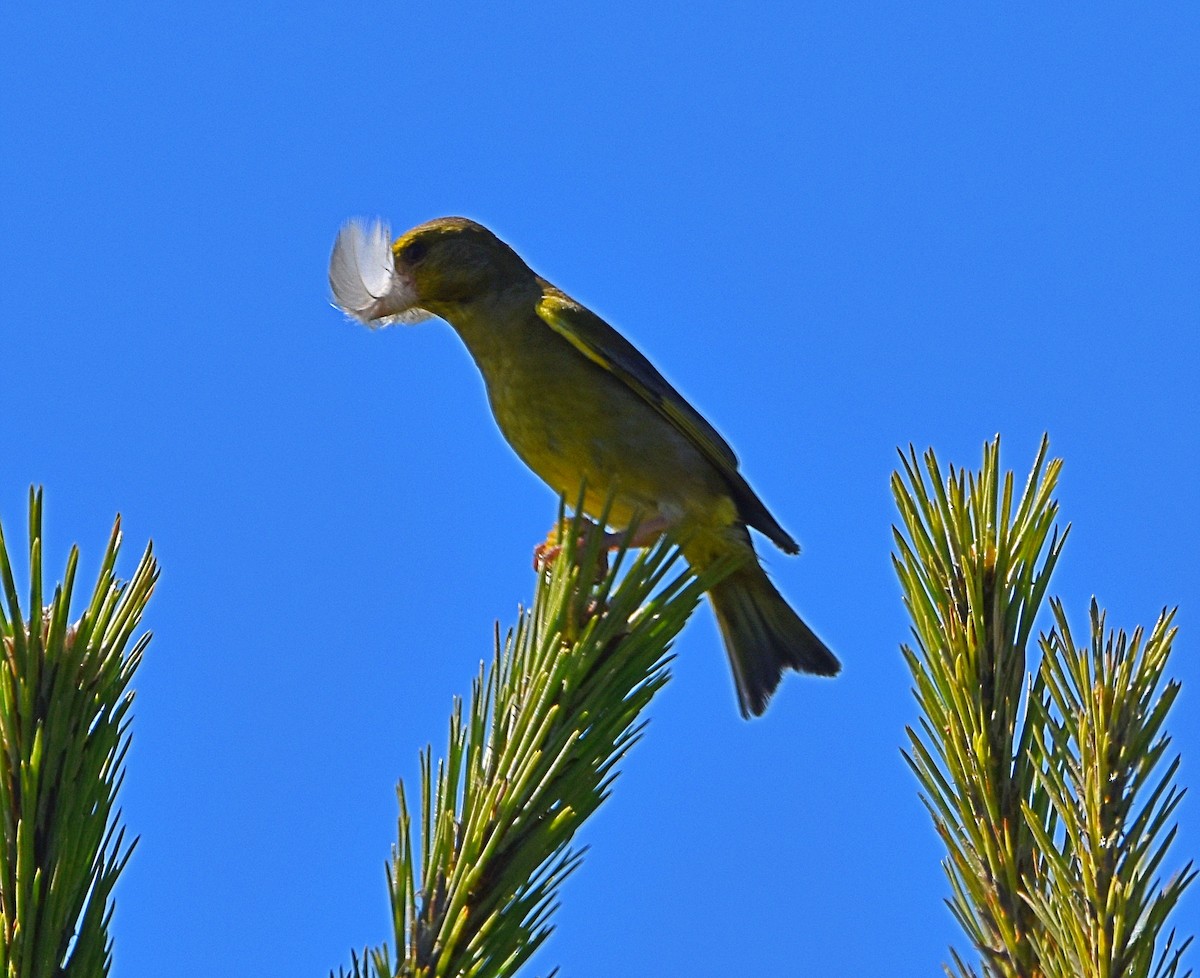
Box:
[535,513,678,634]
[533,516,597,570]
[602,514,675,551]
[533,513,675,569]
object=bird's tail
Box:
[707,562,840,718]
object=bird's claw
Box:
[533,520,612,581]
[533,539,564,570]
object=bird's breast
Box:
[478,336,735,533]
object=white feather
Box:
[328,219,431,327]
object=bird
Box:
[329,216,839,716]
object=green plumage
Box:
[329,216,840,716]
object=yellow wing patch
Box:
[540,304,613,371]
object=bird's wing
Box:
[536,288,799,554]
[537,289,741,474]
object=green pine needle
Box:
[893,436,1193,978]
[1023,600,1195,978]
[0,488,156,978]
[337,512,726,978]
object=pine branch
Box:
[893,435,1064,977]
[0,488,157,978]
[892,436,1193,978]
[336,515,725,978]
[1023,600,1195,978]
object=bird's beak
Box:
[329,220,432,327]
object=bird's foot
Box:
[532,513,675,571]
[533,518,607,572]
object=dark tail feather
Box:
[708,564,840,718]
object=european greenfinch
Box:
[329,217,839,716]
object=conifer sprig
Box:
[1024,600,1194,978]
[0,489,156,978]
[893,437,1192,978]
[340,517,724,978]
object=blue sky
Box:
[2,3,1197,975]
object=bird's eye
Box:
[399,239,428,265]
